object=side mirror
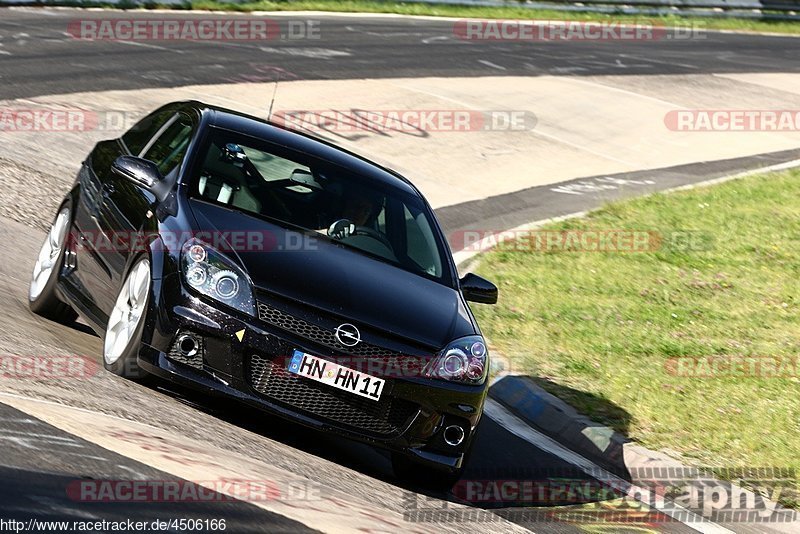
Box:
[460,272,498,304]
[112,156,163,189]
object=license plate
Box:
[287,350,385,401]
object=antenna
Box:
[267,71,280,122]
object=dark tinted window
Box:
[121,107,177,156]
[191,129,450,284]
[142,114,194,176]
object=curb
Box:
[488,375,629,478]
[487,375,800,530]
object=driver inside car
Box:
[328,190,380,239]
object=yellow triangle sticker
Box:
[235,329,245,342]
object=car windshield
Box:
[189,128,450,284]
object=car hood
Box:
[187,199,475,349]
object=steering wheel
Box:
[327,219,393,249]
[353,225,393,249]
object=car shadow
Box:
[145,372,638,519]
[65,317,98,337]
[527,377,632,438]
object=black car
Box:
[28,101,498,484]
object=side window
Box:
[403,205,442,277]
[121,108,176,156]
[244,148,309,184]
[376,202,386,233]
[142,114,194,176]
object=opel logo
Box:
[335,323,361,347]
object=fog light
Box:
[443,425,465,447]
[177,334,199,357]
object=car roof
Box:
[177,100,423,199]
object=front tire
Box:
[29,205,78,323]
[103,257,151,380]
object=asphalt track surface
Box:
[0,8,800,100]
[1,7,800,534]
[0,403,313,533]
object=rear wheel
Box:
[29,206,78,323]
[103,257,151,380]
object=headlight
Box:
[181,238,256,316]
[424,336,488,385]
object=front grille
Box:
[248,354,419,436]
[256,300,402,358]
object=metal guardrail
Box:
[0,0,798,20]
[577,0,800,6]
[390,0,800,20]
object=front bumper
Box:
[139,275,487,472]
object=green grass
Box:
[60,0,800,36]
[472,169,800,497]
